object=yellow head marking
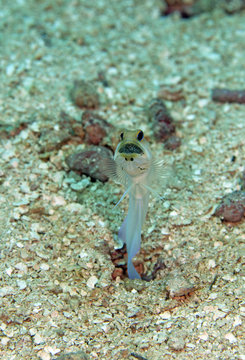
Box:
[116,129,146,161]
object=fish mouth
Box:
[118,142,143,155]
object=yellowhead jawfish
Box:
[104,129,168,279]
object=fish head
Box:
[114,129,152,178]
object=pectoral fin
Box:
[101,157,128,187]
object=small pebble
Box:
[15,262,28,273]
[70,80,100,109]
[20,183,31,194]
[40,263,50,271]
[6,267,13,277]
[168,330,186,351]
[38,350,51,360]
[29,328,37,336]
[86,275,98,289]
[0,286,14,297]
[63,312,72,318]
[51,195,67,207]
[54,350,89,360]
[1,337,10,346]
[65,203,85,213]
[214,191,245,222]
[208,259,216,269]
[70,178,90,191]
[17,280,27,290]
[65,146,113,182]
[127,306,140,318]
[160,311,171,320]
[224,332,237,344]
[233,315,242,327]
[166,271,195,298]
[198,332,209,341]
[34,333,44,345]
[2,148,15,161]
[6,63,15,76]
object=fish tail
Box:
[126,193,149,279]
[118,216,127,243]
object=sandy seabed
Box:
[0,1,244,359]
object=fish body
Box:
[104,129,167,279]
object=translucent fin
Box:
[101,157,128,187]
[113,185,132,209]
[147,158,171,197]
[142,183,165,201]
[118,216,127,244]
[101,157,119,181]
[151,158,170,183]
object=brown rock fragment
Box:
[157,86,185,102]
[162,0,198,18]
[212,88,245,104]
[70,80,100,109]
[112,267,124,280]
[146,98,177,145]
[65,146,113,182]
[162,0,245,18]
[166,271,196,298]
[164,135,181,150]
[214,191,245,222]
[85,123,106,145]
[81,111,112,145]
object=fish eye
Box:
[137,130,144,141]
[120,132,124,140]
